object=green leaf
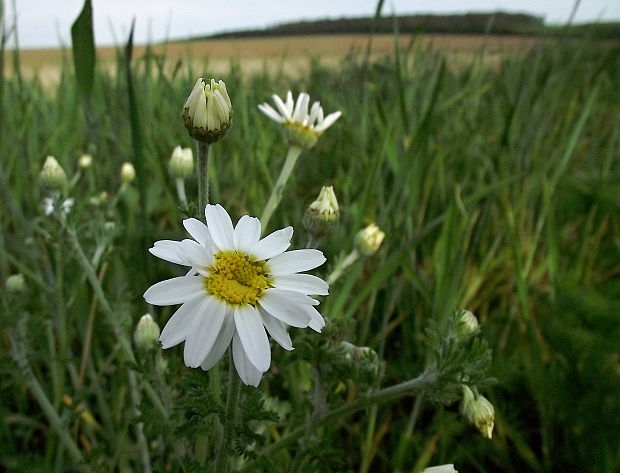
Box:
[70,0,95,101]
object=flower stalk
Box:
[197,142,210,219]
[260,145,302,229]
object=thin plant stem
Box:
[197,141,210,216]
[128,370,153,473]
[327,249,360,285]
[213,350,242,473]
[238,369,438,472]
[260,145,302,229]
[175,177,188,207]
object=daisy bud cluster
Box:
[355,223,385,256]
[168,146,194,179]
[182,78,233,144]
[258,91,341,149]
[460,385,495,439]
[39,156,67,190]
[303,186,339,237]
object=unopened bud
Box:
[460,385,495,439]
[6,274,25,293]
[182,78,233,143]
[133,314,161,351]
[303,186,339,237]
[455,309,480,339]
[168,146,194,179]
[39,156,67,189]
[78,154,93,169]
[120,162,136,183]
[354,223,385,256]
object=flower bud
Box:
[460,385,495,439]
[39,156,67,190]
[120,162,136,183]
[455,309,480,339]
[133,314,161,352]
[182,78,233,143]
[5,274,25,293]
[78,154,93,169]
[423,465,458,473]
[168,146,194,179]
[354,223,385,256]
[303,186,339,237]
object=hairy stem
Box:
[197,141,210,217]
[260,145,302,229]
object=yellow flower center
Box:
[204,251,271,306]
[285,120,320,149]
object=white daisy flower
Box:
[143,204,328,386]
[43,197,74,216]
[258,91,342,149]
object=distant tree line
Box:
[198,12,619,40]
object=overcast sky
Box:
[4,0,619,49]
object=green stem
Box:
[175,177,188,207]
[128,370,152,473]
[197,141,210,217]
[238,369,438,472]
[327,249,360,285]
[260,145,302,229]
[213,350,242,473]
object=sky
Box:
[3,0,619,49]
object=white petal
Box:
[233,333,263,387]
[250,226,293,260]
[233,215,261,253]
[183,297,227,368]
[260,308,293,351]
[267,249,326,275]
[306,306,326,332]
[308,101,321,126]
[183,218,213,248]
[149,240,187,265]
[177,239,213,268]
[192,92,208,129]
[205,204,234,250]
[273,273,329,295]
[258,289,313,327]
[315,110,342,132]
[285,91,294,113]
[293,92,310,122]
[200,309,235,370]
[258,103,284,123]
[272,93,292,120]
[159,295,204,349]
[143,276,204,306]
[234,305,271,372]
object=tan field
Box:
[5,33,554,84]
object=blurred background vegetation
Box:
[1,2,619,471]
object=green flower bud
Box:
[120,162,136,183]
[182,78,233,144]
[39,156,67,190]
[133,314,161,351]
[168,146,194,179]
[455,309,480,339]
[5,274,25,293]
[354,223,385,256]
[460,385,495,439]
[303,186,339,237]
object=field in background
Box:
[6,33,556,84]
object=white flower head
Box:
[144,204,328,386]
[258,91,342,149]
[423,465,458,473]
[182,78,233,144]
[121,162,136,183]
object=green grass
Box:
[1,18,619,473]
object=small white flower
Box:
[43,197,74,216]
[258,91,341,149]
[144,204,328,386]
[121,162,136,183]
[423,464,458,473]
[182,78,233,143]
